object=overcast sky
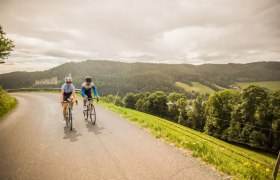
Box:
[0,0,280,74]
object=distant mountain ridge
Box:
[0,60,280,96]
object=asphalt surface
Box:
[0,93,223,180]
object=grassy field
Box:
[99,101,279,179]
[175,82,216,94]
[233,81,280,90]
[0,87,17,119]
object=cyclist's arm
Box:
[93,88,99,97]
[92,83,99,97]
[81,87,86,98]
[61,89,64,102]
[72,89,77,101]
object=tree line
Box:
[1,61,280,97]
[103,85,280,152]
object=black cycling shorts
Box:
[63,93,72,101]
[85,93,93,100]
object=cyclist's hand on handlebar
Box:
[72,99,78,104]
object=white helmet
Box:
[65,77,72,82]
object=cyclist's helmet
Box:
[65,77,72,82]
[85,76,92,82]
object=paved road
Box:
[0,93,222,180]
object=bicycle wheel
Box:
[90,104,96,125]
[68,107,72,130]
[65,104,69,126]
[83,108,88,120]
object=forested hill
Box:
[0,60,280,96]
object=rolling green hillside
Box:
[0,60,280,96]
[175,82,216,94]
[233,81,280,90]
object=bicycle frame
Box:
[83,96,96,125]
[64,98,73,130]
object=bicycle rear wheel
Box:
[90,104,96,125]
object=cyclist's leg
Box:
[83,98,86,106]
[62,95,68,119]
[85,93,92,108]
[87,94,93,102]
[69,96,74,108]
[63,103,67,118]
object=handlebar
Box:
[61,99,78,106]
[84,96,99,102]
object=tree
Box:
[187,96,206,131]
[147,91,168,117]
[167,92,185,122]
[241,85,269,124]
[135,92,150,112]
[231,85,272,148]
[0,25,14,61]
[103,94,115,103]
[124,93,138,109]
[114,95,124,107]
[167,92,184,103]
[270,90,280,150]
[135,99,149,112]
[177,98,188,125]
[204,90,239,139]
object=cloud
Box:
[0,0,280,73]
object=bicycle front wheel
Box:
[83,108,88,120]
[90,104,96,125]
[68,107,72,130]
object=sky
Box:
[0,0,280,74]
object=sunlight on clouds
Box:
[0,0,279,73]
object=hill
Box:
[175,82,216,94]
[0,60,280,96]
[233,81,280,90]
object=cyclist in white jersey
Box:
[61,77,77,123]
[81,76,99,111]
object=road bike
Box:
[63,98,77,130]
[83,96,96,125]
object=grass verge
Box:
[99,101,279,179]
[0,87,17,119]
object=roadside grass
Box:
[1,90,278,178]
[175,82,216,94]
[233,81,280,91]
[99,101,279,179]
[0,87,17,119]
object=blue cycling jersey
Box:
[81,82,99,98]
[61,83,75,95]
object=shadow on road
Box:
[86,122,105,135]
[63,126,82,142]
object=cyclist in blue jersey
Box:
[81,76,99,111]
[61,77,77,123]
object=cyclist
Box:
[81,76,99,111]
[61,77,77,123]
